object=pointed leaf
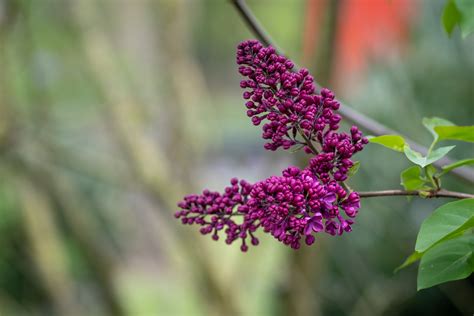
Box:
[426,146,456,165]
[434,125,474,142]
[442,0,462,35]
[454,0,474,38]
[369,135,405,152]
[403,145,427,167]
[395,251,423,273]
[417,234,474,290]
[442,0,474,38]
[415,199,474,253]
[422,117,454,139]
[396,228,471,273]
[440,158,474,176]
[403,145,455,168]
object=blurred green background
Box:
[0,0,473,315]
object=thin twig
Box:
[229,0,474,184]
[296,125,318,154]
[230,0,284,53]
[358,189,474,199]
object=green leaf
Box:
[422,117,454,139]
[440,158,474,175]
[442,0,462,35]
[422,117,474,143]
[403,145,455,168]
[396,226,471,273]
[425,165,437,178]
[403,146,426,166]
[400,166,427,191]
[434,125,474,142]
[426,164,440,189]
[417,234,474,290]
[369,135,405,152]
[415,199,474,253]
[442,0,474,37]
[395,251,423,273]
[347,161,360,178]
[426,146,456,164]
[454,0,474,38]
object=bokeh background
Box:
[0,0,473,315]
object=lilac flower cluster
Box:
[237,40,367,181]
[175,40,368,251]
[175,178,257,251]
[246,167,358,249]
[176,167,359,251]
[237,40,343,152]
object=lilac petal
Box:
[325,220,339,236]
[324,192,337,203]
[311,221,324,232]
[322,192,337,209]
[312,213,323,221]
[343,203,359,217]
[305,234,315,245]
[304,223,314,236]
[273,225,283,237]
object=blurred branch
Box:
[16,177,83,316]
[2,5,128,312]
[73,0,183,257]
[358,189,474,199]
[312,0,340,85]
[15,152,127,316]
[230,0,284,53]
[72,2,240,315]
[229,0,474,184]
[157,1,211,187]
[0,0,19,155]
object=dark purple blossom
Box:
[236,39,368,181]
[175,178,256,251]
[176,167,360,250]
[175,40,368,251]
[236,40,357,153]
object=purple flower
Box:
[341,192,361,217]
[174,178,256,251]
[321,192,337,210]
[304,214,324,235]
[237,40,344,152]
[175,40,368,251]
[325,220,339,236]
[237,40,368,182]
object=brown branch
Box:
[229,0,474,184]
[358,189,474,199]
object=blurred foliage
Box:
[0,0,472,315]
[442,0,474,37]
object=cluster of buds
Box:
[175,40,368,251]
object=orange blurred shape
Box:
[303,0,419,87]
